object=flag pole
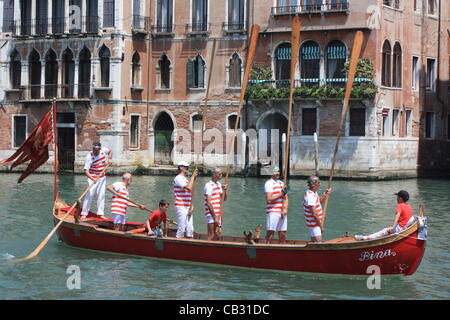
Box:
[52,97,58,202]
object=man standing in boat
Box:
[264,166,288,244]
[204,168,227,241]
[303,176,331,243]
[80,142,113,220]
[173,162,198,238]
[107,173,145,231]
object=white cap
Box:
[177,161,190,167]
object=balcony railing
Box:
[16,84,92,100]
[272,1,349,15]
[132,15,151,32]
[151,24,174,34]
[249,78,371,88]
[186,23,210,35]
[5,16,100,36]
[222,23,246,33]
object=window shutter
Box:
[2,0,14,33]
[187,59,194,88]
[198,57,205,88]
[103,0,115,28]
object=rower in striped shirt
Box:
[80,142,113,220]
[204,168,228,241]
[107,173,145,231]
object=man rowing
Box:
[107,173,145,231]
[303,176,331,243]
[264,166,288,244]
[204,168,227,241]
[80,142,113,220]
[173,161,198,238]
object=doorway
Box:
[154,111,174,165]
[57,112,75,171]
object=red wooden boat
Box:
[53,196,426,276]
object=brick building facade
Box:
[0,0,449,178]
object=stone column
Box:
[31,0,36,34]
[57,59,63,98]
[14,0,21,35]
[98,0,103,30]
[110,57,121,99]
[64,0,70,33]
[81,0,87,32]
[48,0,53,34]
[21,61,29,99]
[73,58,79,97]
[40,59,46,98]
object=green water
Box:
[0,173,449,299]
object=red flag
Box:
[0,109,54,183]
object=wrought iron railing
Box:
[271,1,349,15]
[186,23,210,33]
[249,77,370,88]
[222,23,246,32]
[151,24,174,33]
[132,15,151,32]
[16,84,92,100]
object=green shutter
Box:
[187,59,194,88]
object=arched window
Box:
[79,47,91,98]
[45,49,58,98]
[187,54,205,88]
[191,113,203,132]
[227,114,240,130]
[300,40,320,87]
[274,42,291,87]
[393,42,402,88]
[10,49,21,89]
[62,48,75,98]
[229,52,242,87]
[99,45,111,87]
[131,51,141,87]
[381,40,391,87]
[158,54,171,89]
[29,49,41,98]
[326,40,347,86]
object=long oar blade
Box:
[322,31,364,224]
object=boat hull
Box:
[55,217,425,276]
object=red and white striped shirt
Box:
[303,190,323,228]
[84,148,110,179]
[204,181,223,216]
[111,182,129,216]
[264,179,285,214]
[173,174,192,207]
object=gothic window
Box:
[63,48,75,98]
[325,40,347,86]
[229,52,242,87]
[99,45,111,87]
[381,40,392,87]
[79,47,91,97]
[392,42,402,88]
[158,54,171,89]
[300,40,320,87]
[10,50,21,89]
[187,55,205,89]
[274,43,291,87]
[45,49,58,98]
[29,49,41,98]
[132,51,141,87]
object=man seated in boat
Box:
[204,168,227,241]
[106,173,145,231]
[303,176,331,243]
[143,200,169,237]
[355,190,415,241]
[80,142,113,220]
[264,166,289,244]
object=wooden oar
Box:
[108,193,178,226]
[283,16,301,185]
[322,31,364,226]
[18,163,111,261]
[224,24,260,186]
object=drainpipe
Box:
[436,0,446,125]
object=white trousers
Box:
[81,177,106,216]
[175,206,194,238]
[366,216,415,240]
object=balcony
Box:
[271,1,350,16]
[151,24,175,37]
[15,84,91,102]
[246,78,376,100]
[186,23,210,37]
[132,15,151,35]
[6,16,100,37]
[222,23,247,35]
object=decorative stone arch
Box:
[226,51,243,88]
[151,110,177,165]
[189,111,204,132]
[156,52,173,90]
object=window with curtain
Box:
[79,47,91,97]
[326,40,347,86]
[229,52,242,87]
[156,0,173,32]
[192,0,208,31]
[275,43,291,87]
[132,51,141,87]
[187,55,205,88]
[10,50,21,89]
[103,0,115,28]
[381,40,391,87]
[228,0,245,30]
[99,45,111,87]
[300,40,320,87]
[63,48,75,98]
[45,49,58,98]
[392,42,402,88]
[158,54,171,89]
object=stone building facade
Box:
[0,0,448,178]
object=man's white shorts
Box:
[205,214,222,226]
[266,213,287,232]
[308,226,322,237]
[112,213,126,225]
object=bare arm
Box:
[310,205,324,231]
[206,195,216,219]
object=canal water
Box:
[0,173,448,299]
